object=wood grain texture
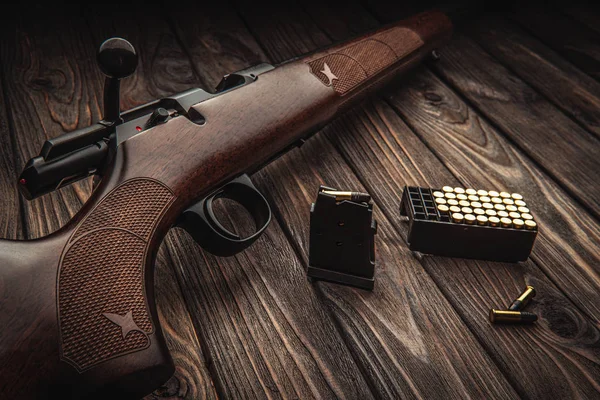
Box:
[255,134,519,399]
[235,1,520,398]
[0,6,216,398]
[165,3,379,399]
[0,71,22,239]
[282,2,600,398]
[467,16,600,139]
[386,67,600,326]
[428,33,600,219]
[167,2,267,90]
[147,246,218,400]
[165,223,374,399]
[511,7,600,82]
[0,7,101,236]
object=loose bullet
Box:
[489,309,537,324]
[508,286,536,311]
[321,190,371,202]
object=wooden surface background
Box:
[1,1,599,399]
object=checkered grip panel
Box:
[307,26,424,95]
[58,178,174,371]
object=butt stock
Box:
[0,10,452,399]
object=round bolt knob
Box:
[97,38,138,79]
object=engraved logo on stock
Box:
[103,310,145,339]
[320,63,338,86]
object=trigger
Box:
[176,174,272,257]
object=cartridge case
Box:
[321,190,371,202]
[464,214,476,225]
[452,213,464,223]
[524,220,537,230]
[476,215,488,226]
[508,285,536,311]
[512,219,524,229]
[489,309,537,324]
[437,204,449,213]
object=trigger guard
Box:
[178,174,272,257]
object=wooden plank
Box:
[467,16,600,139]
[384,69,600,395]
[230,2,520,398]
[163,4,378,399]
[427,34,600,219]
[0,71,23,239]
[257,136,519,399]
[0,7,217,399]
[148,245,218,400]
[511,7,600,82]
[273,2,600,398]
[366,0,600,330]
[0,8,102,235]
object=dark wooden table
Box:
[1,2,599,399]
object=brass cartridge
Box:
[489,309,537,324]
[508,286,536,311]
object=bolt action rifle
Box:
[0,10,452,399]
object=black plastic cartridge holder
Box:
[399,185,538,262]
[308,185,377,290]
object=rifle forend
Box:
[0,10,452,399]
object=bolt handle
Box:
[97,38,138,123]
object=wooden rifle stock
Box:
[0,11,452,399]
